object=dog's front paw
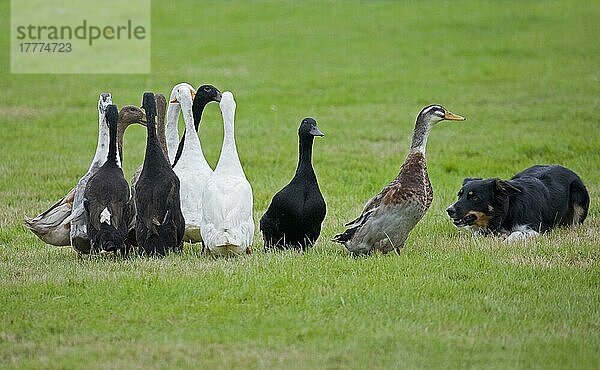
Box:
[505,226,539,242]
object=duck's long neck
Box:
[295,135,316,178]
[146,112,157,143]
[116,119,128,166]
[142,113,165,172]
[172,99,210,168]
[165,103,181,164]
[91,109,110,170]
[156,96,168,158]
[216,108,242,173]
[193,99,209,132]
[410,119,433,154]
[107,115,120,167]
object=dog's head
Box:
[446,177,521,232]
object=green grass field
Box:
[1,1,599,368]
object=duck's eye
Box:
[204,86,211,92]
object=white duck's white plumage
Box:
[171,83,214,243]
[69,93,114,253]
[165,84,185,165]
[200,92,254,255]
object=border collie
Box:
[446,165,589,241]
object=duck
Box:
[333,105,465,255]
[260,118,326,250]
[171,84,221,243]
[83,104,130,254]
[135,92,185,256]
[200,91,254,256]
[128,93,168,246]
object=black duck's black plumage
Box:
[127,93,167,249]
[260,117,326,250]
[135,92,185,256]
[83,104,130,254]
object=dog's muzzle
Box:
[446,205,476,227]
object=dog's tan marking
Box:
[467,211,491,229]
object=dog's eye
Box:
[466,191,479,201]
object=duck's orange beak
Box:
[444,110,465,121]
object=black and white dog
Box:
[446,165,589,241]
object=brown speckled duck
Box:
[333,105,465,255]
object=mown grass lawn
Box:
[1,1,599,368]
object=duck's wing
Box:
[343,180,398,227]
[141,180,180,236]
[25,187,75,229]
[85,198,127,234]
[333,181,397,244]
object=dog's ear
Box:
[494,179,521,195]
[462,177,482,186]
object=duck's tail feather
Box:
[91,224,126,253]
[333,209,375,244]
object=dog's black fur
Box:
[446,165,589,237]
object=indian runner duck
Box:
[83,104,130,254]
[135,92,185,256]
[260,118,326,250]
[333,105,465,255]
[171,84,221,243]
[128,93,167,247]
[24,103,145,247]
[200,91,254,256]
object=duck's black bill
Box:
[310,126,324,137]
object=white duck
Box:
[70,93,114,254]
[171,83,221,242]
[200,91,254,256]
